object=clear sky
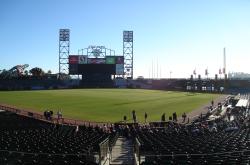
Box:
[1,0,250,78]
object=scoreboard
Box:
[69,55,124,75]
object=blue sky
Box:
[1,0,250,78]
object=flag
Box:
[205,69,208,76]
[193,69,196,75]
[219,68,222,74]
[223,68,225,74]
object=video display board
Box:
[69,55,124,75]
[87,58,106,64]
[116,64,124,75]
[69,55,79,64]
[116,56,124,64]
[106,56,116,64]
[78,64,115,74]
[69,64,78,74]
[79,55,87,64]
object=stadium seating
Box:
[0,111,109,164]
[135,103,250,165]
[137,127,249,164]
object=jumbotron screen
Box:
[68,55,124,75]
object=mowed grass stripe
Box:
[0,89,220,122]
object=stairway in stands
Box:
[110,137,135,165]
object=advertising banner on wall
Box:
[79,55,88,64]
[116,56,124,64]
[87,58,106,64]
[106,56,116,64]
[116,64,124,75]
[69,55,79,64]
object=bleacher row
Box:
[134,95,250,165]
[0,111,110,165]
[135,126,250,164]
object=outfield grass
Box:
[0,89,221,122]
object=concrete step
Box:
[110,137,135,165]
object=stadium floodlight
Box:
[59,29,70,41]
[123,31,133,42]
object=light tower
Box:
[59,29,70,79]
[123,31,133,79]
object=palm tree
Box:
[29,67,45,77]
[24,70,29,76]
[47,70,52,74]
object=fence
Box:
[0,104,111,127]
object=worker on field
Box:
[144,112,148,123]
[123,115,127,123]
[132,110,137,123]
[173,112,177,122]
[161,113,166,122]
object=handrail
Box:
[135,137,141,164]
[99,137,109,165]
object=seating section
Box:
[137,126,250,164]
[0,111,109,165]
[135,102,250,165]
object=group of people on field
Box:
[122,110,188,123]
[43,110,62,121]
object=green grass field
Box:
[0,89,221,122]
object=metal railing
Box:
[135,138,141,164]
[0,104,111,127]
[99,138,110,165]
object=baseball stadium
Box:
[1,1,250,164]
[0,29,249,165]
